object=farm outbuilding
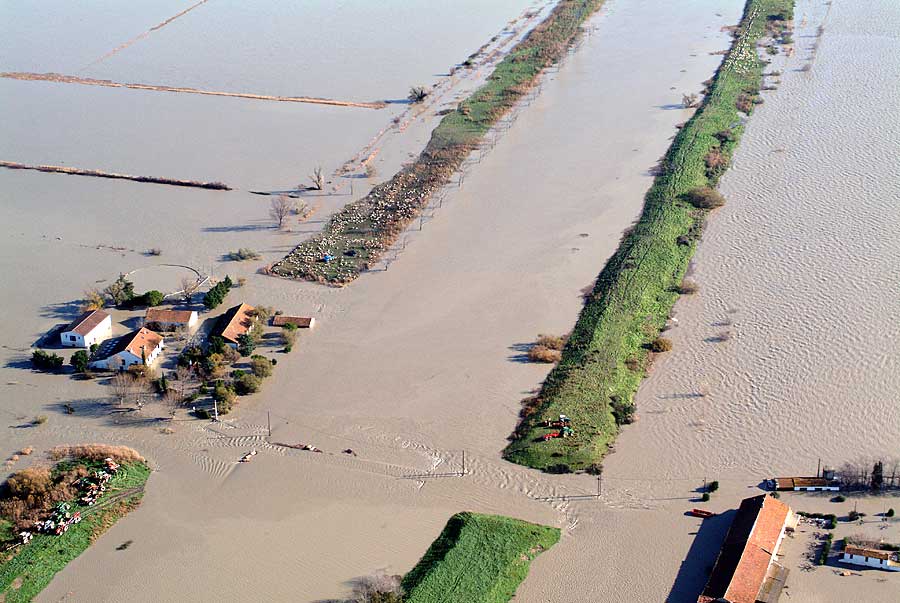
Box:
[90,327,164,370]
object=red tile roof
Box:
[698,495,791,603]
[108,327,163,359]
[145,309,195,324]
[64,309,109,336]
[212,303,256,344]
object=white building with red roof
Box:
[89,327,164,370]
[60,309,112,348]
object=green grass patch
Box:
[504,0,794,472]
[401,512,559,603]
[271,0,604,285]
[0,461,150,602]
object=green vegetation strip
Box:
[402,512,560,603]
[0,461,150,602]
[504,0,794,472]
[271,0,604,284]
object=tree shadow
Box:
[667,509,736,602]
[658,103,688,110]
[507,342,534,363]
[39,300,83,320]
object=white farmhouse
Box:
[90,327,164,371]
[59,309,112,348]
[840,545,900,571]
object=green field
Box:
[504,0,795,472]
[402,512,560,603]
[271,0,604,284]
[0,460,150,602]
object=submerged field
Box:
[504,0,795,472]
[402,512,560,603]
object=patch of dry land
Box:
[2,0,898,602]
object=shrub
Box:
[678,279,700,295]
[408,86,429,103]
[70,349,90,372]
[536,334,567,351]
[736,92,755,113]
[528,345,562,363]
[213,382,236,414]
[250,356,273,378]
[701,492,710,502]
[708,480,720,492]
[705,148,729,179]
[681,92,699,108]
[234,373,261,395]
[887,508,895,518]
[831,495,846,503]
[819,533,833,565]
[650,338,673,353]
[48,444,144,463]
[686,187,726,209]
[141,290,165,307]
[281,328,297,352]
[713,129,736,143]
[610,396,635,426]
[146,248,162,256]
[32,349,64,371]
[226,248,261,261]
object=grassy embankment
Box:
[0,453,150,602]
[504,0,794,472]
[271,0,604,284]
[401,512,559,603]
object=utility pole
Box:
[213,398,219,422]
[597,475,602,498]
[817,458,821,478]
[461,451,466,476]
[267,411,272,438]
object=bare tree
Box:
[682,93,700,108]
[180,276,200,303]
[310,166,324,191]
[162,390,182,416]
[270,195,294,229]
[111,373,134,406]
[175,365,194,401]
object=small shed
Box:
[771,477,839,492]
[60,309,112,348]
[271,315,315,329]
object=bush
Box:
[234,373,261,395]
[226,248,261,261]
[650,338,673,353]
[528,345,562,363]
[701,492,710,502]
[213,382,236,414]
[678,279,700,295]
[887,508,895,518]
[281,328,297,353]
[70,350,89,372]
[536,334,567,351]
[831,495,846,503]
[610,396,635,426]
[686,187,726,209]
[708,480,720,492]
[250,356,273,378]
[48,444,144,463]
[141,290,165,307]
[32,349,64,371]
[146,248,162,256]
[408,86,429,103]
[819,533,833,565]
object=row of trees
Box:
[203,276,233,309]
[837,459,900,491]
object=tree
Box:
[104,274,135,306]
[270,195,294,230]
[82,288,105,311]
[236,333,256,357]
[408,86,429,103]
[310,166,324,190]
[250,356,273,378]
[70,350,89,373]
[111,372,134,406]
[31,350,63,371]
[234,372,261,395]
[180,277,200,303]
[140,290,164,307]
[203,279,232,310]
[872,461,884,491]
